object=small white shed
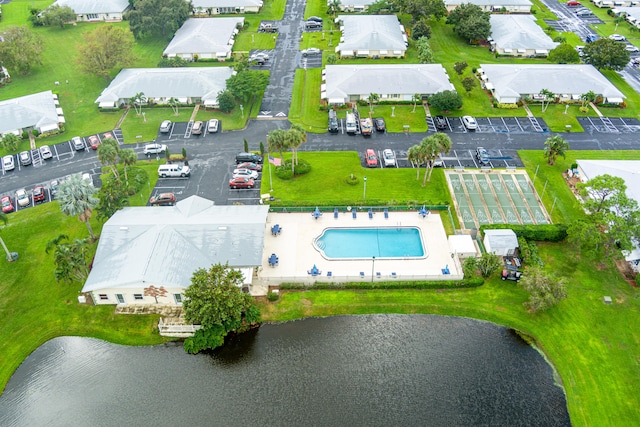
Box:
[483,229,518,257]
[448,234,478,258]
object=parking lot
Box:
[577,117,640,133]
[154,121,223,142]
[425,116,549,134]
[358,147,523,170]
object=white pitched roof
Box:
[191,0,263,7]
[95,67,234,103]
[82,197,269,292]
[53,0,129,14]
[0,90,59,134]
[337,15,406,52]
[490,15,558,51]
[480,64,625,100]
[163,18,244,56]
[324,64,451,101]
[445,0,531,6]
[483,229,518,255]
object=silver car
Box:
[463,116,478,130]
[3,155,15,171]
[232,168,259,180]
[382,149,396,167]
[143,143,168,155]
[160,120,172,133]
[40,145,53,160]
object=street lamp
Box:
[240,104,244,119]
[363,176,367,200]
[371,256,375,282]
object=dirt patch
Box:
[615,259,638,287]
[563,172,583,197]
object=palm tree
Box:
[45,234,91,284]
[267,128,287,162]
[119,148,137,183]
[0,212,17,262]
[288,124,307,168]
[544,135,569,165]
[98,139,120,179]
[57,174,99,239]
[422,133,452,184]
[168,97,180,116]
[407,145,423,180]
[539,88,555,112]
[367,93,379,114]
[412,93,421,113]
[128,92,146,116]
[580,90,597,109]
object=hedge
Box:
[278,277,484,290]
[479,224,568,242]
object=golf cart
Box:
[502,265,522,282]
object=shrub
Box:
[480,224,568,242]
[279,277,484,290]
[518,237,544,267]
[32,129,39,137]
[275,167,293,180]
[345,174,359,185]
[497,103,518,109]
[293,159,310,175]
[266,291,279,302]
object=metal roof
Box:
[337,15,406,53]
[483,229,518,255]
[324,64,452,102]
[0,90,59,135]
[480,64,625,101]
[445,0,532,5]
[53,0,129,14]
[490,15,558,51]
[95,67,235,104]
[82,196,269,293]
[191,0,263,7]
[163,17,244,57]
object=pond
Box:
[0,315,570,426]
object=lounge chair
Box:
[384,208,389,219]
[359,271,365,278]
[352,210,357,219]
[391,272,397,278]
[327,271,332,277]
[376,272,381,278]
[334,208,339,219]
[368,209,373,219]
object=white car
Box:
[232,168,259,180]
[2,155,15,171]
[143,143,168,155]
[15,189,30,207]
[609,34,626,42]
[82,173,94,187]
[626,44,639,52]
[301,48,321,57]
[207,119,219,133]
[382,149,396,167]
[40,145,53,160]
[250,52,269,61]
[160,120,172,133]
[463,116,478,130]
[72,136,85,151]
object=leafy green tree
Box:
[543,135,569,165]
[0,212,17,262]
[98,138,120,179]
[446,3,484,26]
[582,38,630,71]
[461,76,477,95]
[40,5,76,28]
[0,25,44,75]
[577,174,627,214]
[453,61,468,75]
[183,263,261,353]
[119,148,137,183]
[428,90,462,112]
[416,36,434,63]
[57,174,99,239]
[226,71,270,105]
[1,133,21,152]
[368,0,395,14]
[454,14,491,43]
[95,179,130,221]
[45,234,92,284]
[412,19,431,40]
[395,0,446,22]
[77,25,135,79]
[548,43,580,64]
[326,53,338,64]
[476,252,502,278]
[125,0,190,39]
[519,267,568,313]
[217,90,236,113]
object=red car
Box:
[103,132,114,140]
[150,192,176,206]
[1,195,14,213]
[33,185,46,203]
[567,0,580,5]
[365,149,378,168]
[229,177,255,189]
[236,162,262,172]
[88,135,100,150]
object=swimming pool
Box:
[314,227,426,259]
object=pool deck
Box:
[251,210,463,296]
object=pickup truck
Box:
[259,23,279,33]
[360,118,373,136]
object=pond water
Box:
[0,315,570,426]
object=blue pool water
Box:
[314,227,426,259]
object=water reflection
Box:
[0,315,570,426]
